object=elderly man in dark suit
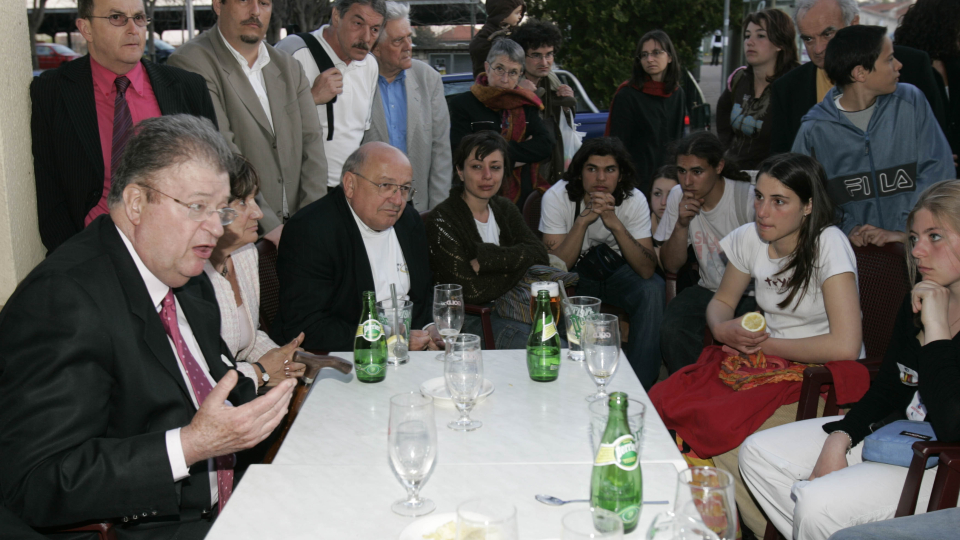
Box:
[31,0,217,255]
[271,142,441,353]
[0,115,295,538]
[768,0,946,154]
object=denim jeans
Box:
[827,508,960,540]
[463,312,532,350]
[576,265,665,390]
[660,284,757,374]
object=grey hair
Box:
[485,38,525,69]
[374,2,411,46]
[334,0,387,20]
[795,0,859,28]
[108,115,235,207]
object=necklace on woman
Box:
[215,255,230,278]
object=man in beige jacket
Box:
[169,0,327,244]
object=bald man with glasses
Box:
[31,0,217,255]
[271,142,441,353]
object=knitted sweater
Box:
[425,186,548,304]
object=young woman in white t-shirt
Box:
[708,153,863,362]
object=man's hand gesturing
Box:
[180,371,296,466]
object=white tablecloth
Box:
[207,349,686,539]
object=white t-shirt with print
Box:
[349,205,410,304]
[719,223,865,358]
[291,25,379,187]
[654,179,755,291]
[538,180,652,255]
[475,207,501,245]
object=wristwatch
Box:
[253,361,270,384]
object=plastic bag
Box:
[559,110,585,171]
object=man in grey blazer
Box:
[168,0,327,244]
[363,1,452,211]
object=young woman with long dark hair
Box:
[606,29,686,196]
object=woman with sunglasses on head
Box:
[450,38,554,209]
[606,29,686,197]
[716,8,800,169]
[204,155,306,390]
[740,179,960,540]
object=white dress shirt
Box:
[116,227,220,505]
[218,27,274,132]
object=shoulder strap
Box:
[296,32,337,141]
[727,66,748,93]
[733,179,751,226]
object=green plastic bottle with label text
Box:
[354,291,386,383]
[590,392,642,533]
[526,289,561,382]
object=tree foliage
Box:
[525,0,728,108]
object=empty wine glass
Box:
[388,392,438,516]
[647,511,721,540]
[444,334,483,431]
[561,507,624,539]
[433,284,465,361]
[457,498,518,540]
[675,467,737,540]
[582,313,621,402]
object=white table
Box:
[207,350,686,539]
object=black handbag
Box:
[571,200,626,281]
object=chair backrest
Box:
[256,239,280,334]
[854,243,910,359]
[522,190,544,239]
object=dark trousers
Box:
[711,47,722,66]
[660,284,757,373]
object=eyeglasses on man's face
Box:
[526,51,555,62]
[353,172,417,202]
[639,49,666,60]
[140,184,238,226]
[491,65,522,80]
[88,12,151,27]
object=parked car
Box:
[441,67,709,141]
[35,43,80,70]
[144,38,175,64]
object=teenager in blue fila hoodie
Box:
[792,25,955,247]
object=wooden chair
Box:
[255,238,281,335]
[521,189,544,239]
[262,351,353,464]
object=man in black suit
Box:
[0,115,294,538]
[768,0,946,154]
[31,0,217,254]
[271,142,440,353]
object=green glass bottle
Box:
[354,291,387,383]
[526,289,561,382]
[590,392,642,533]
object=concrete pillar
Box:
[0,7,45,304]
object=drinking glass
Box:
[675,467,737,540]
[444,334,483,431]
[563,296,601,361]
[456,498,518,540]
[647,511,721,540]
[561,507,624,539]
[582,313,621,402]
[388,392,438,516]
[377,299,413,365]
[433,284,465,361]
[588,397,646,454]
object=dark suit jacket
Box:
[0,216,255,536]
[271,186,434,352]
[31,56,218,255]
[768,45,947,154]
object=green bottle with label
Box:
[526,289,561,382]
[591,392,642,533]
[354,291,387,383]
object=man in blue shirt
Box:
[364,1,452,210]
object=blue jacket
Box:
[792,83,955,234]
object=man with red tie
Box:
[31,0,217,255]
[0,115,294,538]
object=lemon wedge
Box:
[741,312,766,333]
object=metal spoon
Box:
[535,494,669,506]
